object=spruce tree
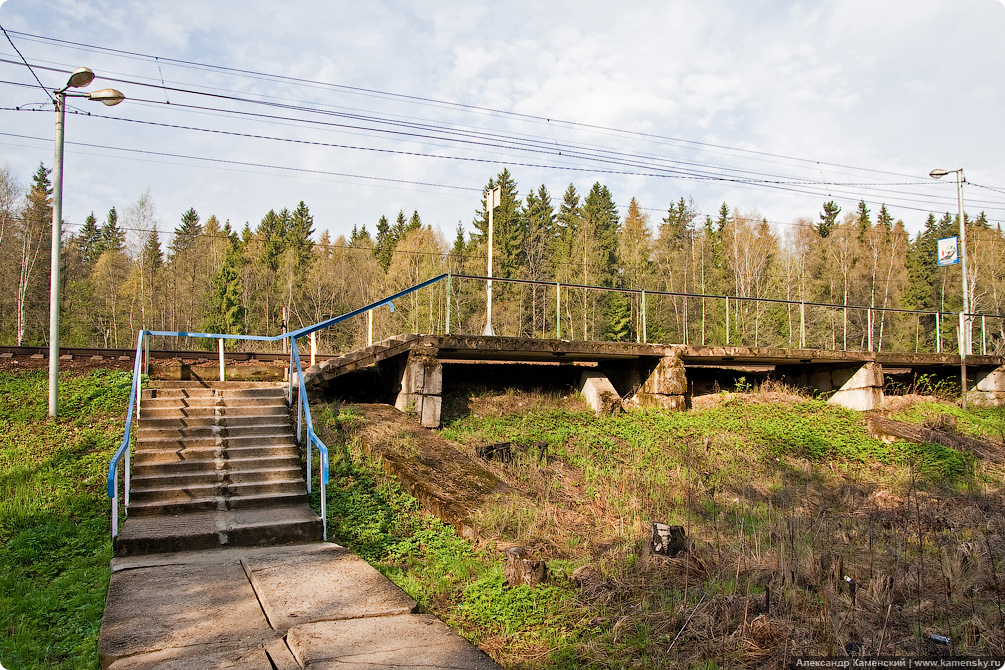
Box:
[171,207,202,257]
[407,210,422,232]
[818,201,840,238]
[98,206,125,255]
[553,183,581,281]
[286,201,315,266]
[582,182,619,285]
[374,215,392,270]
[205,243,245,336]
[143,229,163,271]
[257,209,285,272]
[79,212,100,266]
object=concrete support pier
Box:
[578,371,622,416]
[393,349,443,428]
[971,365,1005,407]
[782,362,884,411]
[621,353,689,411]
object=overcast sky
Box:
[2,0,1004,248]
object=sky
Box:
[2,0,1005,250]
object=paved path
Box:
[98,542,501,670]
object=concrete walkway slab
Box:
[99,543,501,670]
[106,642,273,670]
[242,545,417,630]
[287,615,501,670]
[99,561,270,666]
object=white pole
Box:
[957,171,970,354]
[367,309,373,346]
[484,188,499,336]
[310,331,316,367]
[48,92,67,417]
[218,338,225,381]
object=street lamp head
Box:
[87,89,126,106]
[66,67,95,89]
[930,168,950,179]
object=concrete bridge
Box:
[303,335,1005,427]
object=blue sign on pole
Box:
[937,236,959,267]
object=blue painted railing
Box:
[107,273,450,540]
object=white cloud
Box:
[1,0,1004,239]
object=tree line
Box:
[2,162,1003,354]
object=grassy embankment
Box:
[2,367,1003,669]
[316,386,1005,669]
[0,369,130,670]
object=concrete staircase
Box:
[114,381,322,556]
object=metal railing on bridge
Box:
[349,273,1004,357]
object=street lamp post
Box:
[930,167,969,409]
[49,67,125,416]
[483,187,501,336]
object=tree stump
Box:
[503,546,548,587]
[651,522,687,557]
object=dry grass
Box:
[439,386,1005,667]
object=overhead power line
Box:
[0,25,51,101]
[0,29,938,183]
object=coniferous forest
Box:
[3,162,1004,355]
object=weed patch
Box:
[0,368,128,670]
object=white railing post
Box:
[124,445,130,507]
[446,273,451,335]
[936,313,942,353]
[725,296,730,345]
[112,476,119,538]
[556,283,561,339]
[982,315,987,355]
[218,338,225,381]
[800,302,806,348]
[867,308,873,352]
[310,331,316,367]
[642,290,648,344]
[367,309,374,347]
[287,348,294,405]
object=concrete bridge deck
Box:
[304,335,1005,426]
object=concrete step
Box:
[130,466,304,489]
[132,443,299,465]
[140,396,288,410]
[147,381,286,391]
[138,405,289,419]
[137,414,291,429]
[136,422,295,440]
[130,479,308,505]
[141,388,217,399]
[135,433,296,451]
[140,397,222,409]
[113,506,323,556]
[127,490,309,517]
[131,455,302,479]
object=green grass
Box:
[440,397,976,489]
[314,407,583,666]
[0,369,130,670]
[317,392,1005,667]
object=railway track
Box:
[0,345,314,363]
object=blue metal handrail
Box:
[107,273,450,540]
[290,339,329,540]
